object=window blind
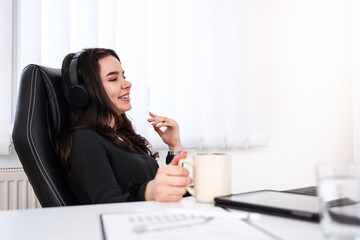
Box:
[8,0,273,156]
[0,0,15,155]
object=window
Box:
[0,0,16,155]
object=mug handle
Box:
[178,158,195,196]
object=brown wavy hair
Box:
[56,48,158,169]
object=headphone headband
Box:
[69,50,85,86]
[68,49,90,108]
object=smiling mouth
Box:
[119,95,129,99]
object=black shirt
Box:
[66,129,172,204]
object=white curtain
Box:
[2,0,358,156]
[0,0,14,155]
[353,0,360,162]
[12,0,270,153]
[146,0,270,149]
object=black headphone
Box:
[69,50,90,108]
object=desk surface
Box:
[0,197,323,240]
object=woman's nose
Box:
[122,78,132,89]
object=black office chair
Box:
[12,64,79,207]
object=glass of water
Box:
[317,162,360,240]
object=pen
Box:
[133,216,213,233]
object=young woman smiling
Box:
[56,48,190,204]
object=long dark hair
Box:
[56,48,158,169]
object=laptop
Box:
[214,186,320,222]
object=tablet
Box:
[214,190,320,222]
[329,203,360,225]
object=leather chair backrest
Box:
[12,64,79,207]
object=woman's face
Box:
[99,56,132,115]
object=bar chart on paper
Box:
[130,213,213,233]
[100,210,274,240]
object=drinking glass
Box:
[317,162,360,240]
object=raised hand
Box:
[147,112,183,151]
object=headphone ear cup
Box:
[69,84,90,108]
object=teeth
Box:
[120,95,129,99]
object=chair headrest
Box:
[12,64,78,207]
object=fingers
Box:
[148,116,166,125]
[145,180,186,202]
[149,112,156,118]
[148,115,167,130]
[157,176,192,188]
[169,151,187,166]
[157,192,185,202]
[152,181,190,202]
[148,112,183,160]
[156,168,191,186]
[152,124,164,136]
[147,112,178,129]
[157,164,189,176]
[167,176,192,187]
[147,112,159,123]
[146,164,192,202]
[149,118,171,128]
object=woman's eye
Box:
[109,78,117,82]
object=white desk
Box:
[0,197,324,240]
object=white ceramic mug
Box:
[179,153,231,203]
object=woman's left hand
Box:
[147,112,183,150]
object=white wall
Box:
[158,0,355,194]
[230,0,354,193]
[353,0,360,163]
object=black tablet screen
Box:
[223,190,319,213]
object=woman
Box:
[56,48,191,204]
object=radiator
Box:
[0,168,41,210]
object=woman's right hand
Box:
[145,151,192,202]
